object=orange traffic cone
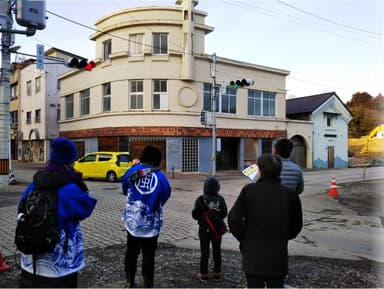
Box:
[327,176,339,197]
[0,251,11,272]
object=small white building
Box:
[18,48,84,162]
[287,92,353,168]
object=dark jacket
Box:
[228,176,302,276]
[192,177,227,228]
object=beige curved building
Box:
[59,0,311,173]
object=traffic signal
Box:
[229,78,254,89]
[65,58,96,71]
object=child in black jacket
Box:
[192,176,228,282]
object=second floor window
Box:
[220,87,236,114]
[35,109,41,123]
[65,94,74,119]
[11,84,17,100]
[26,111,31,124]
[153,33,168,55]
[152,80,168,110]
[103,39,112,61]
[102,83,111,112]
[129,80,143,110]
[26,80,32,96]
[248,90,276,117]
[80,89,90,116]
[129,33,144,56]
[35,76,41,93]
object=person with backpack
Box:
[121,146,171,288]
[16,137,97,288]
[228,154,302,288]
[192,176,228,282]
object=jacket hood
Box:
[203,176,220,195]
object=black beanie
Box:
[203,176,221,195]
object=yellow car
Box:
[74,152,132,182]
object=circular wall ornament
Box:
[178,87,197,107]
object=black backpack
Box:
[202,197,228,240]
[15,188,60,255]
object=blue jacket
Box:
[19,167,97,278]
[280,159,304,195]
[122,164,171,237]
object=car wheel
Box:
[107,171,117,182]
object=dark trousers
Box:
[19,269,78,288]
[125,232,158,287]
[198,227,222,275]
[245,273,285,288]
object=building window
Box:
[327,115,333,127]
[129,33,144,56]
[26,111,31,124]
[203,83,235,114]
[220,87,236,114]
[65,94,74,119]
[11,84,17,100]
[80,89,90,116]
[26,80,32,96]
[248,90,276,117]
[152,80,168,110]
[129,80,143,110]
[153,33,168,55]
[102,83,111,112]
[103,39,112,61]
[10,111,18,128]
[35,109,41,123]
[35,76,41,93]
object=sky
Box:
[10,0,384,103]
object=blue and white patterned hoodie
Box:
[122,164,171,238]
[19,164,97,278]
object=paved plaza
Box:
[1,163,383,264]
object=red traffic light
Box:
[85,61,96,71]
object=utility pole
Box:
[211,53,217,176]
[0,1,12,192]
[0,0,45,192]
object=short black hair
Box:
[273,138,293,158]
[140,146,162,167]
[257,153,282,179]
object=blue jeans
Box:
[246,273,285,288]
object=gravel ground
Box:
[1,243,383,288]
[1,180,383,288]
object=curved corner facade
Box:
[58,1,311,173]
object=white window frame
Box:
[65,94,74,119]
[152,33,168,55]
[129,33,144,56]
[35,76,41,93]
[129,80,144,110]
[26,80,32,96]
[102,83,111,112]
[103,39,112,61]
[152,80,168,110]
[80,89,90,116]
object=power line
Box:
[276,0,381,37]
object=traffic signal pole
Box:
[0,1,12,192]
[211,53,217,176]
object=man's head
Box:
[273,138,293,158]
[140,146,162,167]
[50,137,78,165]
[257,153,282,179]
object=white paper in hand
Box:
[242,163,259,182]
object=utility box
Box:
[16,0,46,30]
